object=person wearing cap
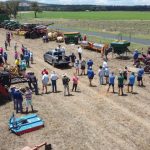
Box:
[13,88,23,113]
[42,72,49,94]
[25,87,33,113]
[118,72,124,96]
[128,72,135,93]
[62,73,70,96]
[98,66,104,85]
[87,67,95,86]
[50,71,58,93]
[107,72,115,93]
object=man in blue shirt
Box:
[133,50,140,65]
[128,72,135,93]
[137,66,144,86]
[24,53,30,67]
[87,67,94,86]
[9,86,16,110]
[87,59,93,70]
[107,72,115,93]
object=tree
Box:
[5,0,19,18]
[31,2,41,18]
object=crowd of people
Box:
[0,32,147,114]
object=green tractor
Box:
[110,40,130,55]
[64,32,82,44]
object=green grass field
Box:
[18,11,150,20]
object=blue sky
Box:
[1,0,150,5]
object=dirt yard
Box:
[0,28,150,150]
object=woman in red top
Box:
[72,73,79,92]
[41,68,48,75]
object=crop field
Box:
[19,11,150,20]
[18,11,150,40]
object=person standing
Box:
[25,87,34,113]
[74,59,80,75]
[14,43,18,51]
[0,54,4,67]
[123,66,128,84]
[72,73,79,92]
[3,52,8,64]
[13,88,23,113]
[77,46,82,60]
[70,53,76,67]
[9,86,16,110]
[118,73,124,96]
[107,72,115,93]
[4,41,8,50]
[80,59,86,75]
[50,71,58,93]
[24,52,30,67]
[137,66,144,86]
[87,67,95,86]
[87,59,93,70]
[62,73,70,96]
[41,68,49,75]
[104,67,110,84]
[98,66,104,85]
[127,72,135,93]
[42,73,49,94]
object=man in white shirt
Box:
[42,73,49,94]
[50,71,58,92]
[98,66,104,85]
[102,59,108,69]
[77,46,82,60]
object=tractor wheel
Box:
[144,65,150,73]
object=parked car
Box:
[43,49,70,67]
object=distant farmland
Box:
[18,11,150,20]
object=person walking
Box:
[98,66,104,85]
[80,59,86,75]
[107,72,115,93]
[118,72,124,96]
[62,73,70,96]
[137,66,144,86]
[13,88,23,113]
[127,72,135,93]
[42,73,49,94]
[70,53,76,67]
[25,87,34,113]
[87,67,95,86]
[50,71,58,93]
[77,46,82,60]
[72,73,79,92]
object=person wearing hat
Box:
[107,72,115,93]
[62,73,70,96]
[118,72,124,96]
[87,67,95,86]
[128,72,135,93]
[13,88,23,113]
[25,87,33,113]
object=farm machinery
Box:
[64,32,82,44]
[0,20,20,30]
[110,40,130,55]
[0,65,28,99]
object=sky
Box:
[1,0,150,5]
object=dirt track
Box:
[0,28,150,150]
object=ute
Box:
[43,49,70,67]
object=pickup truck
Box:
[43,49,70,67]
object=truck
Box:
[43,49,70,67]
